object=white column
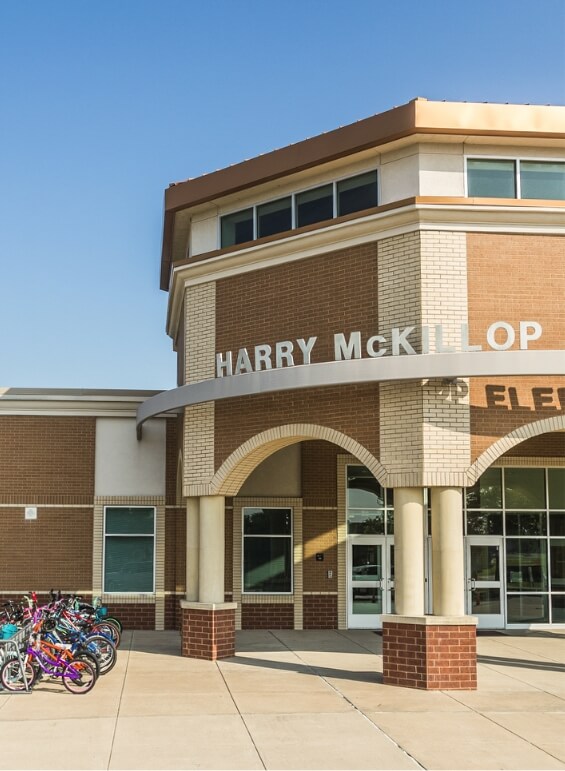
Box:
[431,487,465,616]
[394,487,425,616]
[186,497,199,602]
[199,495,225,604]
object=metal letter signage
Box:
[215,321,545,379]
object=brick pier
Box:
[381,615,478,690]
[180,601,236,660]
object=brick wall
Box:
[468,234,565,462]
[225,503,233,595]
[165,419,179,505]
[0,416,95,504]
[164,506,185,595]
[241,603,294,629]
[303,595,338,629]
[165,595,183,630]
[504,432,565,457]
[383,621,477,690]
[181,606,235,660]
[104,602,156,630]
[0,508,93,591]
[214,244,379,469]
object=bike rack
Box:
[0,624,33,694]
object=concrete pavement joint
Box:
[215,658,267,770]
[270,630,426,770]
[106,628,133,770]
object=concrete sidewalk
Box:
[0,629,564,770]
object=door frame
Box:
[347,535,394,629]
[465,535,505,628]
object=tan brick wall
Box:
[0,508,93,592]
[183,282,216,492]
[378,231,470,486]
[0,416,95,504]
[467,233,565,463]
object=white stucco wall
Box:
[95,417,166,496]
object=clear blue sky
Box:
[1,0,564,390]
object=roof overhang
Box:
[160,98,565,290]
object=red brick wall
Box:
[165,595,183,630]
[103,602,156,630]
[181,606,235,659]
[383,622,477,690]
[241,603,294,629]
[303,595,338,629]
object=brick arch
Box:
[467,415,565,484]
[210,424,385,496]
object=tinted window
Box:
[521,161,565,200]
[296,184,333,227]
[257,197,292,238]
[467,159,516,198]
[221,209,254,247]
[337,171,378,216]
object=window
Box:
[296,184,333,227]
[257,197,292,238]
[467,159,516,198]
[104,507,155,593]
[465,466,565,624]
[346,465,394,535]
[220,169,378,248]
[221,208,254,248]
[243,507,292,593]
[521,161,565,200]
[337,171,378,216]
[467,157,565,200]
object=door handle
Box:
[468,578,476,590]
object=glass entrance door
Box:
[465,537,505,628]
[348,536,393,628]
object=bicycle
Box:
[1,635,97,694]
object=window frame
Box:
[103,505,156,595]
[465,155,565,200]
[241,506,294,595]
[219,168,379,249]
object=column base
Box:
[180,601,237,660]
[381,615,478,690]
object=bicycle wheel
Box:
[105,616,123,633]
[62,660,96,694]
[84,635,117,675]
[73,651,100,680]
[0,658,35,692]
[91,621,121,648]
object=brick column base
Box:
[381,615,477,690]
[180,601,237,660]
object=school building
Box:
[2,98,565,688]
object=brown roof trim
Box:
[160,99,565,289]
